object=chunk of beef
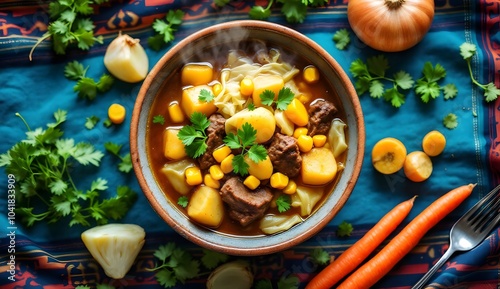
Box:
[198,114,226,170]
[267,133,302,178]
[307,99,337,136]
[220,177,273,227]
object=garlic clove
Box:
[104,33,149,83]
[81,223,146,279]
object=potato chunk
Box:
[301,147,337,185]
[187,186,224,228]
[163,128,187,160]
[181,85,217,117]
[252,75,284,107]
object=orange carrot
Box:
[337,183,475,289]
[305,196,416,289]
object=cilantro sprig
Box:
[231,0,327,23]
[85,115,100,130]
[153,115,166,125]
[177,112,211,158]
[64,61,114,100]
[415,62,458,103]
[333,29,350,50]
[29,0,109,60]
[223,122,268,176]
[148,243,200,288]
[275,194,291,213]
[310,248,330,266]
[199,89,215,103]
[350,55,414,108]
[0,110,137,227]
[177,196,189,208]
[260,87,295,110]
[148,9,185,51]
[104,142,133,173]
[460,42,500,102]
[336,220,353,237]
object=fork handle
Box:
[411,248,456,289]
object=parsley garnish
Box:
[103,119,113,128]
[148,243,200,288]
[153,115,166,125]
[177,196,189,208]
[275,194,291,213]
[104,142,133,173]
[223,123,268,176]
[85,115,100,130]
[199,89,214,103]
[415,62,457,103]
[460,42,500,102]
[310,248,330,266]
[350,55,413,108]
[29,0,109,60]
[148,10,185,51]
[333,29,350,50]
[177,112,211,158]
[443,113,458,129]
[260,87,295,110]
[64,61,114,100]
[0,110,137,227]
[336,220,353,237]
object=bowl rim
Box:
[131,20,365,256]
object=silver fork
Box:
[411,184,500,289]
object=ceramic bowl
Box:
[131,20,365,256]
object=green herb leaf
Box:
[148,9,184,51]
[149,243,200,288]
[178,112,211,158]
[153,115,166,125]
[336,220,353,237]
[443,83,458,100]
[223,122,267,176]
[332,29,350,50]
[276,87,295,110]
[1,110,135,227]
[178,196,189,208]
[85,115,100,130]
[260,90,276,106]
[276,195,291,213]
[249,5,272,20]
[277,275,300,289]
[310,248,330,266]
[279,0,308,23]
[443,113,458,129]
[199,89,214,103]
[460,42,499,102]
[104,142,133,173]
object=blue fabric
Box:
[1,0,499,288]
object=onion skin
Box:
[347,0,435,52]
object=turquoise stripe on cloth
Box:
[1,0,499,288]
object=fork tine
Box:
[468,184,500,233]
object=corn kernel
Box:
[270,172,289,190]
[168,102,185,123]
[185,166,202,186]
[283,180,297,195]
[303,65,320,84]
[220,154,234,174]
[312,134,327,147]
[243,175,260,190]
[213,145,231,163]
[204,174,220,189]
[209,165,224,181]
[212,82,222,96]
[240,78,254,97]
[293,127,308,138]
[297,135,313,152]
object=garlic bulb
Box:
[81,223,145,279]
[104,33,149,83]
